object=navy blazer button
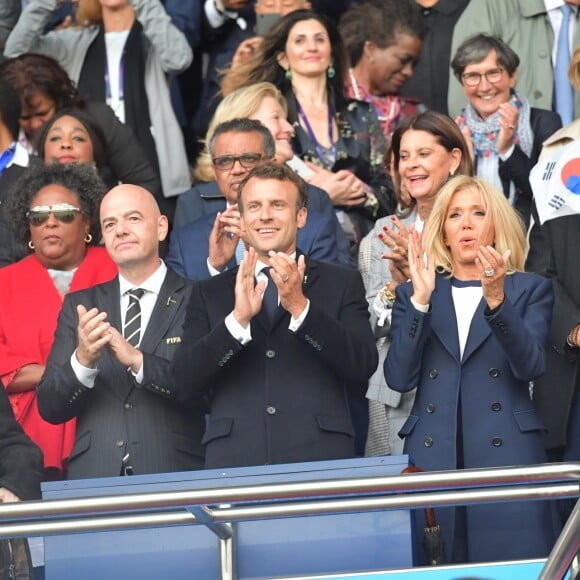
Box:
[426,403,435,413]
[489,368,500,378]
[265,349,276,358]
[124,403,133,410]
[424,437,433,447]
[115,440,125,447]
[492,437,502,447]
[428,369,438,379]
[266,406,276,415]
[491,402,502,412]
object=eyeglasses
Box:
[26,203,82,226]
[212,153,265,171]
[461,68,505,87]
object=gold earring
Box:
[84,233,92,243]
[28,240,34,250]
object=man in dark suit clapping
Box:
[38,184,205,479]
[173,162,377,469]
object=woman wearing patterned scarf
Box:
[452,34,561,228]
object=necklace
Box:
[295,97,336,169]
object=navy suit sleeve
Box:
[384,283,431,392]
[485,275,553,381]
[299,211,340,265]
[163,0,202,47]
[166,227,189,278]
[37,295,93,424]
[293,268,378,386]
[172,280,244,400]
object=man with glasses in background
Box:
[166,118,341,280]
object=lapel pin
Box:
[166,296,176,306]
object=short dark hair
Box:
[339,0,425,68]
[36,108,108,171]
[451,33,520,80]
[208,118,276,160]
[0,79,21,140]
[8,163,107,246]
[237,161,308,212]
[0,53,84,111]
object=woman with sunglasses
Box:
[452,34,561,229]
[0,163,117,479]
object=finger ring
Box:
[283,275,289,283]
[392,244,399,252]
[484,268,495,277]
[508,124,515,129]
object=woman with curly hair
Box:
[221,9,394,242]
[0,163,117,479]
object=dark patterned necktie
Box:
[123,288,146,347]
[261,268,278,322]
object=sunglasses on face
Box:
[26,203,82,226]
[212,153,265,171]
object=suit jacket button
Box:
[424,437,433,447]
[266,349,276,359]
[124,403,133,410]
[426,403,435,414]
[489,368,500,378]
[266,406,276,415]
[491,402,502,412]
[492,437,502,447]
[428,369,438,379]
[115,440,125,447]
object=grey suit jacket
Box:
[37,268,205,480]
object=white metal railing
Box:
[0,462,577,580]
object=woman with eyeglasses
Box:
[0,163,117,479]
[452,34,561,229]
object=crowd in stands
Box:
[0,0,578,569]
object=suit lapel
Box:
[461,275,527,364]
[139,269,184,353]
[430,275,461,362]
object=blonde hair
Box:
[570,46,580,91]
[193,82,288,182]
[423,175,526,276]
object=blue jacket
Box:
[385,272,559,563]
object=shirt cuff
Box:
[207,257,226,277]
[71,351,98,388]
[204,0,232,28]
[225,311,252,344]
[289,300,310,332]
[499,144,515,161]
[130,364,144,384]
[410,297,429,313]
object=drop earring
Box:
[327,63,335,79]
[285,68,292,81]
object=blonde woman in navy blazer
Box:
[385,175,559,564]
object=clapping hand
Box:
[233,247,266,327]
[476,245,510,310]
[408,227,435,306]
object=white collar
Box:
[118,260,167,296]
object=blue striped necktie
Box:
[555,4,574,125]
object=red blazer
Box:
[0,247,117,474]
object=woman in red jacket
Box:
[0,163,117,479]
